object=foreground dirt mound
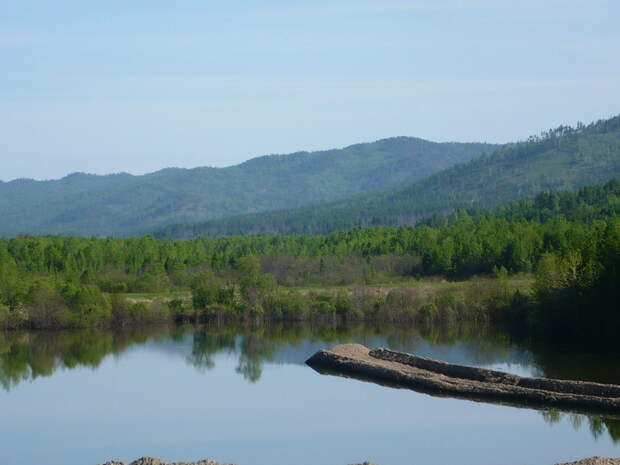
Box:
[558,458,620,465]
[100,458,231,465]
[99,458,620,465]
[99,460,377,465]
[99,460,379,465]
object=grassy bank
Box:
[0,271,530,330]
[171,271,530,326]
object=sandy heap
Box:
[98,457,620,465]
[99,459,377,465]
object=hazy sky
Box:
[2,0,619,181]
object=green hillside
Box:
[0,138,497,237]
[483,178,620,223]
[158,115,620,238]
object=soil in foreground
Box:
[99,457,620,465]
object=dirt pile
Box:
[99,461,378,465]
[98,458,620,465]
[99,458,231,465]
[558,458,620,465]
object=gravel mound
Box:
[556,458,620,465]
[99,458,231,465]
[98,456,619,465]
[99,459,376,465]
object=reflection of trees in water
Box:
[0,322,603,389]
[540,409,620,443]
[3,321,620,442]
[387,322,533,368]
[236,334,270,382]
[5,321,519,388]
[183,322,530,382]
[516,333,620,443]
[0,326,171,390]
[187,330,236,372]
[526,342,620,385]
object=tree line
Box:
[0,197,618,342]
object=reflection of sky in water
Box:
[1,330,619,465]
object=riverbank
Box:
[0,275,529,330]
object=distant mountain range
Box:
[3,114,620,239]
[156,115,620,238]
[0,138,498,237]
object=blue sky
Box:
[1,0,619,180]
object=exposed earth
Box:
[98,457,620,465]
[98,460,377,465]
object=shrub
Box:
[0,304,10,328]
[0,306,28,329]
[61,283,112,327]
[250,304,264,317]
[312,298,336,319]
[333,292,353,317]
[263,293,310,320]
[417,302,439,323]
[26,279,71,328]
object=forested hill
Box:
[416,178,620,227]
[0,138,498,237]
[487,178,620,223]
[156,115,620,238]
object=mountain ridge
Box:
[2,136,491,184]
[0,136,498,237]
[155,114,620,238]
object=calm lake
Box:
[1,323,619,465]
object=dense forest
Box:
[158,115,620,238]
[420,179,620,226]
[1,177,619,344]
[0,138,497,237]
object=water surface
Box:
[1,323,619,465]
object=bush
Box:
[334,292,353,317]
[191,270,232,309]
[250,304,264,317]
[100,281,128,293]
[61,283,112,327]
[26,279,71,328]
[201,303,234,320]
[263,293,310,320]
[417,302,439,323]
[111,296,172,326]
[0,304,10,328]
[0,306,28,329]
[312,298,336,319]
[377,289,418,321]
